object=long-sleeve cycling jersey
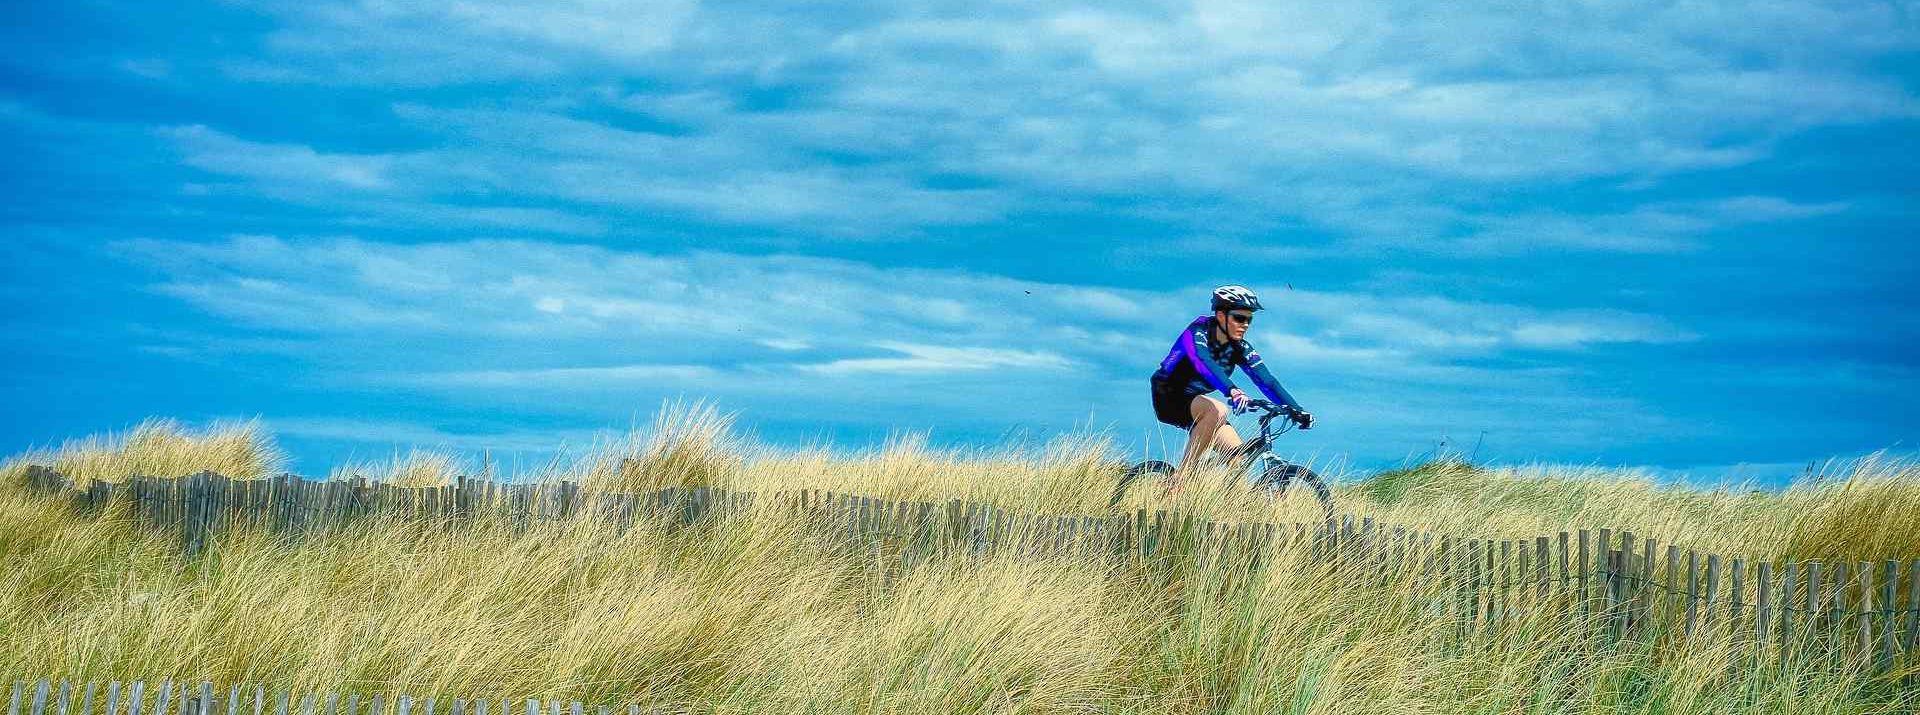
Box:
[1150,315,1303,411]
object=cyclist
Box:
[1150,285,1313,482]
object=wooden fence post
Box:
[1831,561,1851,663]
[1805,561,1825,661]
[1705,554,1721,637]
[1756,561,1773,664]
[1881,560,1900,674]
[1617,532,1636,636]
[1598,529,1614,632]
[1557,532,1570,609]
[1685,551,1700,639]
[1639,537,1657,635]
[1464,538,1481,630]
[1858,561,1876,670]
[1906,559,1919,687]
[1497,540,1511,623]
[1529,536,1546,605]
[1780,561,1799,665]
[1730,558,1746,639]
[1577,530,1591,614]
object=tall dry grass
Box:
[1343,456,1920,561]
[579,400,746,493]
[0,418,284,489]
[329,449,473,487]
[2,410,1916,713]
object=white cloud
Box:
[157,125,610,234]
[1284,290,1696,353]
[271,416,615,456]
[1707,196,1852,222]
[404,364,718,389]
[164,125,394,191]
[1437,195,1859,256]
[374,103,1011,233]
[796,342,1073,376]
[119,59,174,80]
[1508,316,1697,349]
[197,0,1916,251]
[229,0,696,86]
[116,236,1700,362]
[110,235,1723,464]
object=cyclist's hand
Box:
[1292,410,1314,429]
[1227,389,1250,413]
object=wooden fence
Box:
[5,679,681,715]
[13,466,1920,679]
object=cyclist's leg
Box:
[1179,395,1230,478]
[1212,422,1244,460]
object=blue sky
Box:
[3,0,1916,484]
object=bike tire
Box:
[1110,460,1176,508]
[1254,460,1335,526]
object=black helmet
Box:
[1211,284,1263,312]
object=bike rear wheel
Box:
[1109,459,1175,508]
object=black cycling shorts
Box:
[1151,383,1196,429]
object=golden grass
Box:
[0,418,284,489]
[1780,453,1920,565]
[581,399,745,493]
[2,410,1916,714]
[330,449,471,487]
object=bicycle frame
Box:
[1110,398,1327,519]
[1216,401,1295,475]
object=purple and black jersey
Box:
[1150,315,1302,411]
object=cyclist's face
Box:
[1218,310,1253,339]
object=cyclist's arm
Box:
[1241,345,1303,411]
[1178,323,1239,396]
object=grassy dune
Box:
[2,411,1916,713]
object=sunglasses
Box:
[1226,312,1254,325]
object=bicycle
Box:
[1110,399,1334,524]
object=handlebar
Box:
[1239,398,1290,415]
[1238,398,1311,430]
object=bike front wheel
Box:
[1253,460,1335,526]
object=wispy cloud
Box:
[113,236,1698,364]
[270,416,616,457]
[796,342,1072,376]
[404,364,720,389]
[164,125,396,191]
[157,126,610,234]
[102,235,1736,464]
[184,0,1915,250]
[6,0,1914,474]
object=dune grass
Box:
[2,411,1916,714]
[0,418,284,489]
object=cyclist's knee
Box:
[1190,395,1228,425]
